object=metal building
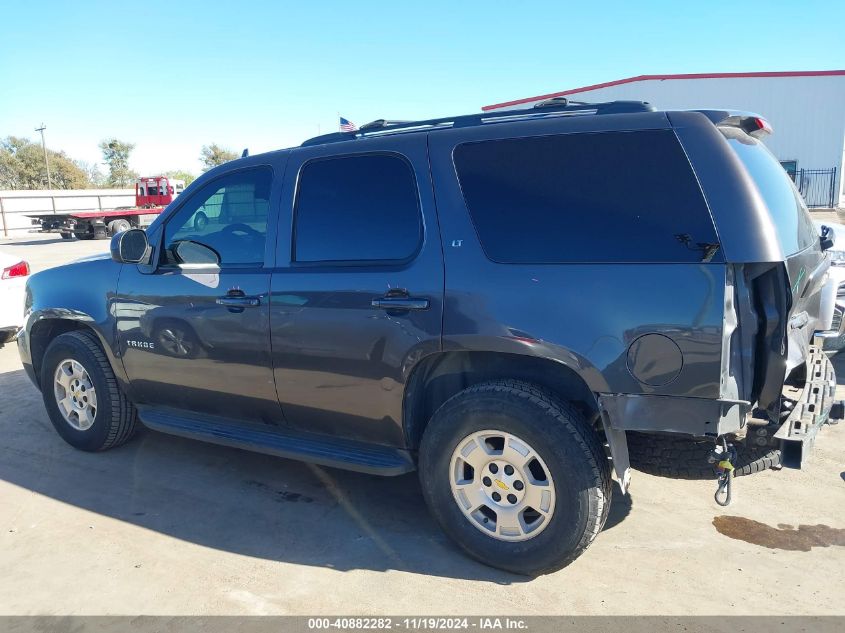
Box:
[483,70,845,208]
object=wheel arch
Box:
[402,350,600,451]
[28,317,118,390]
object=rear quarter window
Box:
[720,127,817,256]
[453,130,721,264]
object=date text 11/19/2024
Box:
[307,618,528,630]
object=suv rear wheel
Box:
[419,380,611,575]
[41,330,137,451]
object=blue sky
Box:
[1,0,843,175]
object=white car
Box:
[0,250,29,348]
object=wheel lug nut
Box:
[489,464,498,474]
[492,492,501,502]
[482,476,492,487]
[507,494,517,504]
[504,465,514,476]
[513,480,524,491]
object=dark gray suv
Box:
[18,100,841,575]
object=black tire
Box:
[41,330,137,452]
[627,431,781,479]
[60,232,73,240]
[419,379,611,576]
[74,231,94,240]
[108,219,131,235]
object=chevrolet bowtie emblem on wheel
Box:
[494,479,509,491]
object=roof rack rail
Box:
[301,100,655,146]
[359,119,414,130]
[533,97,592,109]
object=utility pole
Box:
[35,123,52,189]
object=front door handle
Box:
[216,295,261,307]
[371,296,430,311]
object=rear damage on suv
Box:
[718,119,841,469]
[611,111,843,496]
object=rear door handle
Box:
[371,297,430,311]
[216,295,261,307]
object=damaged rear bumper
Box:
[775,342,843,468]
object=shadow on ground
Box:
[0,367,632,582]
[0,238,77,246]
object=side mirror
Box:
[111,228,149,264]
[173,240,220,265]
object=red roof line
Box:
[481,70,845,111]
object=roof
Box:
[301,100,655,147]
[482,70,845,111]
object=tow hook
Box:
[708,437,737,507]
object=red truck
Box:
[29,175,186,240]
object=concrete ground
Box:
[0,233,843,616]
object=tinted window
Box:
[294,154,421,262]
[163,167,272,266]
[779,160,798,180]
[453,130,721,263]
[722,128,816,256]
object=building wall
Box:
[487,74,845,205]
[0,188,135,236]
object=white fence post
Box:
[0,197,7,238]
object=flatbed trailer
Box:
[31,207,165,240]
[27,175,185,240]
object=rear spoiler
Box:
[690,109,773,138]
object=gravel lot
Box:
[0,233,843,615]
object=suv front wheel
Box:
[41,330,138,451]
[419,380,611,575]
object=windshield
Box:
[720,126,817,256]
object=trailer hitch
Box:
[708,437,737,507]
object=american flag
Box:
[340,116,358,132]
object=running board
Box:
[137,407,415,476]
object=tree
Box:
[75,160,106,188]
[0,136,90,190]
[99,138,138,187]
[0,145,20,189]
[200,144,238,172]
[165,169,196,186]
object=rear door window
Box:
[720,127,816,256]
[453,130,721,264]
[293,153,422,263]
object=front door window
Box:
[163,167,273,266]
